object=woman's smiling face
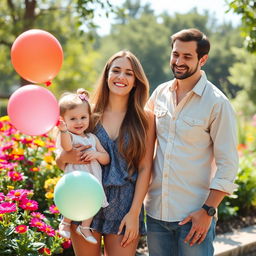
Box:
[107,57,135,97]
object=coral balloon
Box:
[11,29,63,84]
[7,85,59,136]
[54,171,104,221]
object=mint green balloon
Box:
[54,171,104,221]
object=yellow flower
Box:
[45,192,54,199]
[44,155,54,164]
[33,139,45,147]
[7,185,14,190]
[246,134,254,142]
[13,134,21,140]
[48,146,56,152]
[11,148,24,155]
[46,164,54,170]
[0,116,10,121]
[44,177,60,191]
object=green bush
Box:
[218,115,256,220]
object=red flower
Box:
[10,155,25,161]
[21,138,33,144]
[19,198,38,211]
[30,167,40,172]
[0,202,17,213]
[62,239,72,249]
[38,247,51,255]
[15,225,28,234]
[8,171,24,181]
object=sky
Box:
[94,0,241,35]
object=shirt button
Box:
[164,173,168,178]
[172,116,176,120]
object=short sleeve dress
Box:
[56,132,108,208]
[91,124,146,235]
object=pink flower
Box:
[0,202,17,213]
[6,189,31,201]
[42,225,55,237]
[3,127,17,136]
[1,142,14,151]
[49,204,59,214]
[62,239,72,249]
[8,171,24,181]
[31,212,45,220]
[30,217,45,228]
[15,225,28,234]
[19,198,38,211]
[0,193,5,202]
[0,162,18,170]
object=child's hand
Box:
[57,118,68,132]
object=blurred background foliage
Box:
[0,0,255,113]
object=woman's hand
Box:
[81,150,99,162]
[118,211,139,248]
[56,144,92,169]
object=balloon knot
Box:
[45,81,51,86]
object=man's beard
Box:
[171,62,199,80]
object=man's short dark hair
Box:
[170,28,210,59]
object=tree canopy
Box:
[228,0,256,53]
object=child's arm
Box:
[82,135,110,165]
[60,131,73,151]
[57,119,73,151]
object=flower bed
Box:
[0,116,72,256]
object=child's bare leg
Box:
[76,218,97,244]
[80,218,94,237]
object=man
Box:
[145,28,238,256]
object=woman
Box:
[56,50,155,256]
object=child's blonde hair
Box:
[59,88,93,133]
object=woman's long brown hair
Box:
[92,50,149,173]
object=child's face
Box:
[63,103,90,136]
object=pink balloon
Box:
[7,85,59,136]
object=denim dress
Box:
[91,124,146,235]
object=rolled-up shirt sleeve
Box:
[209,99,239,194]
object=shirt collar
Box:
[169,71,208,96]
[192,71,207,96]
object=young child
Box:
[56,88,110,244]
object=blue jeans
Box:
[146,215,216,256]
